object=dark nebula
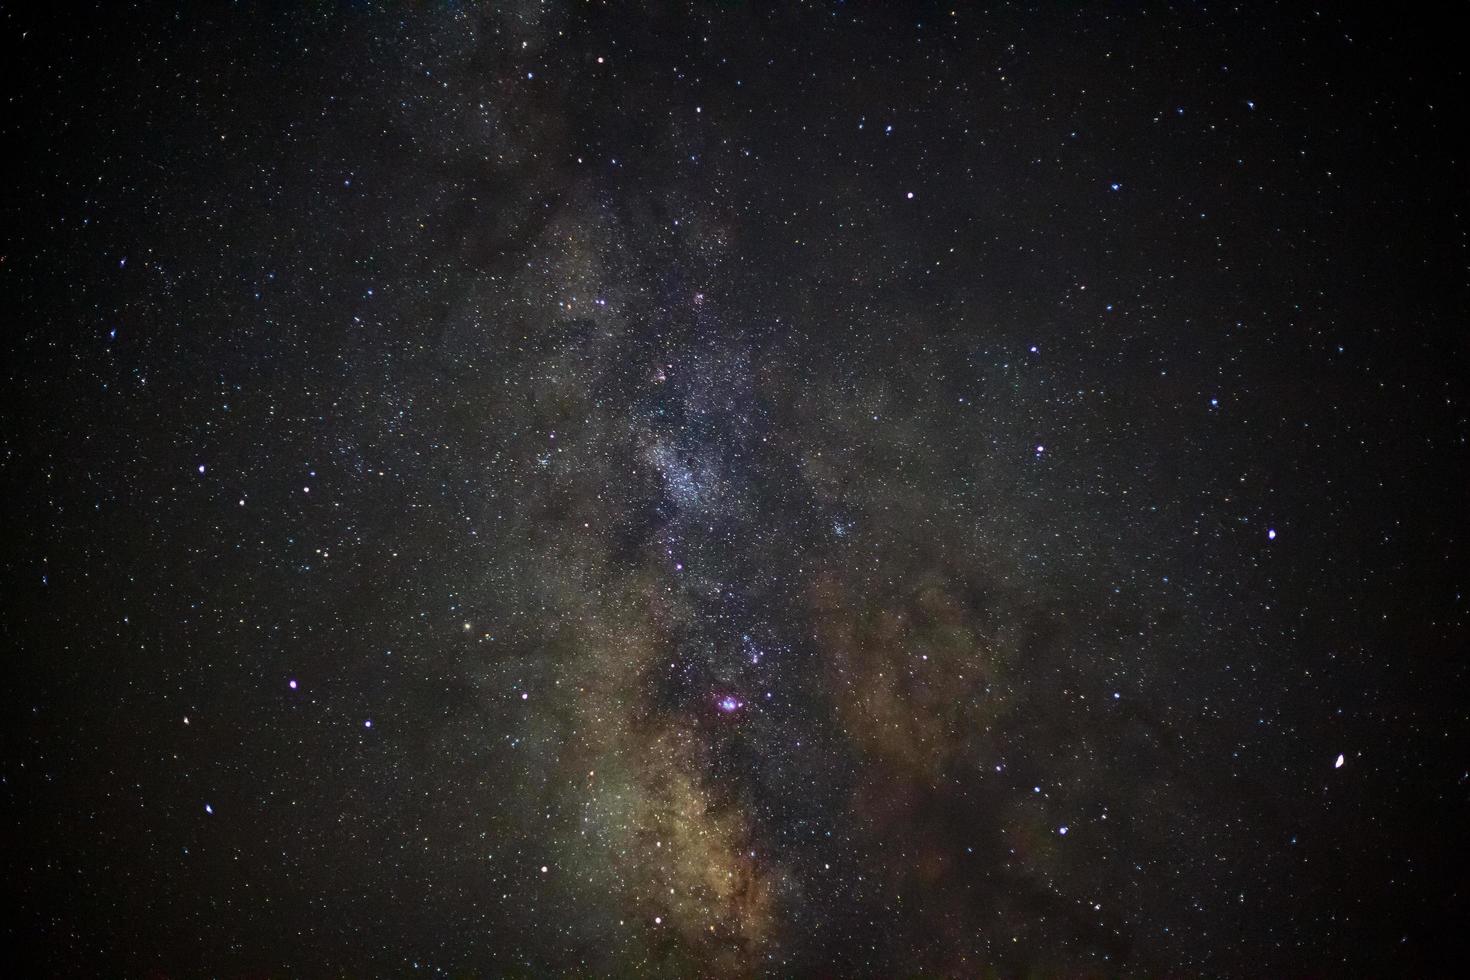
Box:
[4,3,1466,977]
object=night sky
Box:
[4,3,1468,977]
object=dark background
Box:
[3,2,1466,976]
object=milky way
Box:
[5,4,1466,977]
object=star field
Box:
[3,3,1467,977]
